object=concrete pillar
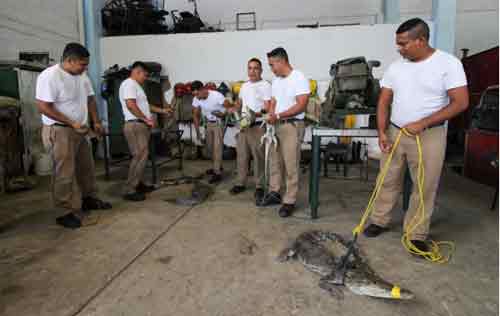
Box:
[432,0,457,54]
[383,0,400,24]
[82,0,106,121]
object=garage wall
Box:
[161,0,382,30]
[161,0,498,56]
[398,0,499,56]
[101,24,400,85]
[0,0,81,61]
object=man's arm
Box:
[87,95,105,135]
[223,99,234,109]
[403,86,469,135]
[227,98,241,113]
[36,100,82,129]
[376,87,394,153]
[267,94,308,123]
[192,107,202,139]
[259,100,272,117]
[266,98,276,114]
[150,104,172,115]
[126,99,154,127]
[277,94,309,118]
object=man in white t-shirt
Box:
[258,47,310,218]
[36,43,111,229]
[191,81,231,184]
[119,61,172,201]
[227,58,271,202]
[363,18,469,253]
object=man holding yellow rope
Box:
[363,18,469,253]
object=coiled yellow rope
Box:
[353,128,454,263]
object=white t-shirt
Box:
[239,80,271,122]
[192,90,226,122]
[36,64,95,126]
[119,78,152,121]
[272,69,310,120]
[381,49,467,127]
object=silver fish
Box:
[277,230,414,300]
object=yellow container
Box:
[309,79,318,96]
[231,81,245,96]
[340,115,356,144]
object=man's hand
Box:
[266,113,278,125]
[212,111,225,119]
[227,107,237,114]
[402,120,426,135]
[93,121,105,135]
[378,132,392,153]
[71,121,89,134]
[143,118,155,128]
[160,108,174,115]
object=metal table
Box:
[308,127,378,219]
[103,128,184,185]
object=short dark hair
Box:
[248,57,262,68]
[267,47,289,62]
[131,61,150,72]
[396,18,430,41]
[191,80,204,91]
[62,42,90,61]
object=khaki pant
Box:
[370,125,447,240]
[269,121,305,204]
[236,125,265,188]
[42,125,97,211]
[206,122,223,174]
[123,122,151,194]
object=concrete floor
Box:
[0,159,498,316]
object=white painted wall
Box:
[161,0,382,31]
[0,0,81,61]
[161,0,498,56]
[101,24,400,86]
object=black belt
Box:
[53,123,70,127]
[126,119,147,125]
[280,118,303,124]
[207,120,218,124]
[390,121,444,130]
[250,121,263,128]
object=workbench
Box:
[308,127,378,219]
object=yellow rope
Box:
[353,129,454,263]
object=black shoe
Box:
[257,191,282,207]
[254,188,265,203]
[279,204,295,218]
[363,224,389,238]
[208,174,222,184]
[206,168,223,176]
[123,191,146,201]
[410,240,429,253]
[229,185,246,195]
[82,197,113,211]
[136,182,155,193]
[56,213,81,229]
